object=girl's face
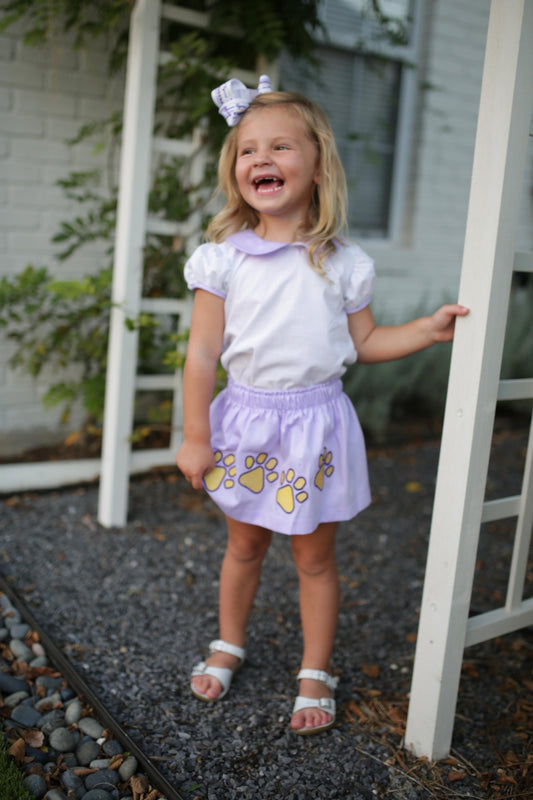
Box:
[235,105,320,238]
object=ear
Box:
[313,160,321,185]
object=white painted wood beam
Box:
[405,0,533,759]
[98,0,161,527]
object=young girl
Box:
[176,75,468,735]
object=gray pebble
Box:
[36,675,63,691]
[61,752,79,768]
[0,627,9,641]
[3,609,21,626]
[11,703,42,727]
[49,726,78,753]
[65,698,83,724]
[78,716,105,739]
[44,791,69,800]
[118,755,137,781]
[39,708,66,736]
[9,622,31,639]
[81,791,113,800]
[89,758,110,769]
[25,745,52,765]
[30,655,49,668]
[32,641,46,658]
[102,739,123,756]
[4,689,30,707]
[61,769,84,793]
[9,638,33,662]
[24,774,48,799]
[36,691,62,711]
[85,768,120,789]
[76,738,100,765]
[0,671,28,694]
[21,695,35,706]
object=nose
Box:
[253,147,272,166]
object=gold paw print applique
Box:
[314,448,334,490]
[239,453,279,494]
[276,469,309,513]
[204,451,237,491]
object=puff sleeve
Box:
[339,243,376,314]
[184,242,233,298]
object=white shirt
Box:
[184,230,375,391]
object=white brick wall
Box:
[0,24,125,456]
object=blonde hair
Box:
[205,91,348,275]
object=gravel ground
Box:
[1,426,532,800]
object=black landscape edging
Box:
[0,570,184,800]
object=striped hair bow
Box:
[211,74,274,126]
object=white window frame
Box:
[282,0,423,242]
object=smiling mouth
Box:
[253,176,284,194]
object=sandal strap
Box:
[292,695,336,716]
[209,639,246,662]
[297,668,338,691]
[191,662,233,693]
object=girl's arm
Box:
[348,303,469,364]
[176,289,225,489]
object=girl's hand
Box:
[429,304,470,343]
[176,439,216,490]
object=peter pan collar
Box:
[227,229,306,255]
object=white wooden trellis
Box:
[405,0,533,760]
[97,1,261,527]
[0,1,261,498]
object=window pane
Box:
[320,0,414,48]
[280,47,402,235]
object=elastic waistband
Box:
[226,378,342,410]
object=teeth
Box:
[254,177,282,187]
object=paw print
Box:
[276,469,308,513]
[204,451,237,491]
[239,452,279,494]
[314,448,334,490]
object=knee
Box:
[226,534,270,564]
[291,545,336,578]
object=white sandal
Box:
[190,639,246,702]
[292,668,338,735]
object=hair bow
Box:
[211,74,274,126]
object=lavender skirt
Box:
[203,378,371,535]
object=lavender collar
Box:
[227,230,306,255]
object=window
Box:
[280,0,418,238]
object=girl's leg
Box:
[289,521,339,731]
[191,515,272,700]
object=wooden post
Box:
[98,0,161,527]
[404,0,533,759]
